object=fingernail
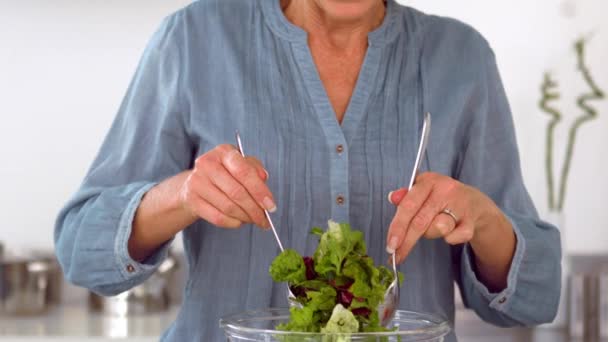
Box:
[225,149,240,169]
[386,236,399,254]
[263,197,277,213]
[387,191,394,204]
[264,169,269,180]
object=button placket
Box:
[330,139,349,221]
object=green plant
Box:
[539,36,605,212]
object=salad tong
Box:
[378,112,432,327]
[234,131,297,302]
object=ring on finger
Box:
[440,207,459,225]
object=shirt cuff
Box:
[461,214,526,313]
[114,182,173,280]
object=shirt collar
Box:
[260,0,403,47]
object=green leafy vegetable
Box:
[313,221,366,276]
[321,304,359,333]
[268,221,404,334]
[269,249,307,284]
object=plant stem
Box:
[539,72,561,211]
[557,38,605,211]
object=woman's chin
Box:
[316,0,383,23]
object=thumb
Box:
[245,156,269,181]
[387,188,408,205]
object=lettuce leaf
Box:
[321,304,359,334]
[313,221,366,276]
[269,249,307,284]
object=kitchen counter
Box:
[0,305,177,341]
[0,305,596,341]
[455,309,575,342]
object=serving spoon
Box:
[234,131,298,303]
[378,112,432,327]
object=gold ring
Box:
[440,208,458,224]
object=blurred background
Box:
[0,0,606,341]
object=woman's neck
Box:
[281,0,385,52]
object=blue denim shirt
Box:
[54,1,561,340]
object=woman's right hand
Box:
[180,144,276,229]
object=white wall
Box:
[0,0,192,254]
[0,0,606,255]
[402,0,608,254]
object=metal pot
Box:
[29,253,63,306]
[0,258,53,315]
[568,254,608,339]
[89,253,179,316]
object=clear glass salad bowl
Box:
[220,308,451,341]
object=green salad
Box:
[269,221,403,334]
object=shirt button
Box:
[126,264,135,273]
[498,297,507,304]
[336,195,345,205]
[336,144,344,154]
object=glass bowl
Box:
[220,308,450,341]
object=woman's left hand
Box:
[386,172,504,264]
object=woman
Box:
[55,0,561,340]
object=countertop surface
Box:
[0,304,590,342]
[0,305,176,341]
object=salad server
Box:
[234,131,298,303]
[378,111,432,327]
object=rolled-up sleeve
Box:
[454,43,562,326]
[54,12,193,296]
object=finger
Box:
[222,149,277,212]
[205,159,269,227]
[385,180,433,255]
[387,188,408,205]
[245,157,269,181]
[197,176,262,227]
[388,172,439,205]
[424,212,456,239]
[394,186,446,263]
[444,221,475,245]
[189,192,242,229]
